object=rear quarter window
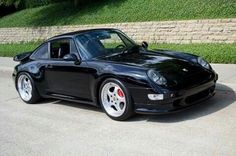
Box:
[30,43,49,60]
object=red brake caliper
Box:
[117,88,124,98]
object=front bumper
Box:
[131,80,216,114]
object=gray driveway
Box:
[0,57,235,156]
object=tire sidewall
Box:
[99,78,133,121]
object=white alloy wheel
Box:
[101,82,127,117]
[17,74,33,101]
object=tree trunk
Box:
[74,0,79,7]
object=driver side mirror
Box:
[141,41,148,49]
[63,53,81,65]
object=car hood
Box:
[97,50,198,71]
[96,50,213,89]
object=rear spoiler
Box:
[13,51,32,62]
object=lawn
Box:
[0,42,235,63]
[0,42,41,57]
[150,44,236,64]
[0,0,235,27]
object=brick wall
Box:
[0,18,235,44]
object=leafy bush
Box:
[0,0,64,8]
[23,0,51,8]
[22,0,62,8]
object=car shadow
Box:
[129,83,236,123]
[55,100,103,113]
[37,98,103,113]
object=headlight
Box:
[147,69,167,85]
[197,57,210,69]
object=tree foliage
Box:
[0,0,91,8]
[0,0,21,7]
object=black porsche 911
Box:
[13,28,218,120]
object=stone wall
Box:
[0,18,235,44]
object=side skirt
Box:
[42,93,98,107]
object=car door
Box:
[44,38,92,101]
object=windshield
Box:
[76,30,137,59]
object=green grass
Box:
[0,42,41,57]
[0,0,235,27]
[0,42,235,63]
[150,44,236,64]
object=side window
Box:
[50,39,71,59]
[30,43,49,60]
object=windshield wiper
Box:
[95,50,123,59]
[94,45,139,59]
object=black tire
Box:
[16,72,41,104]
[99,78,134,121]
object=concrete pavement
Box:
[0,57,235,156]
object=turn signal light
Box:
[148,94,164,100]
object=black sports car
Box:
[13,28,218,120]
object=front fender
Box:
[87,61,153,105]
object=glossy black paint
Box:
[13,28,218,114]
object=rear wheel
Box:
[99,78,134,121]
[17,72,41,104]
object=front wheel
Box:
[99,78,134,121]
[17,72,41,104]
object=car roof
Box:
[47,28,118,41]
